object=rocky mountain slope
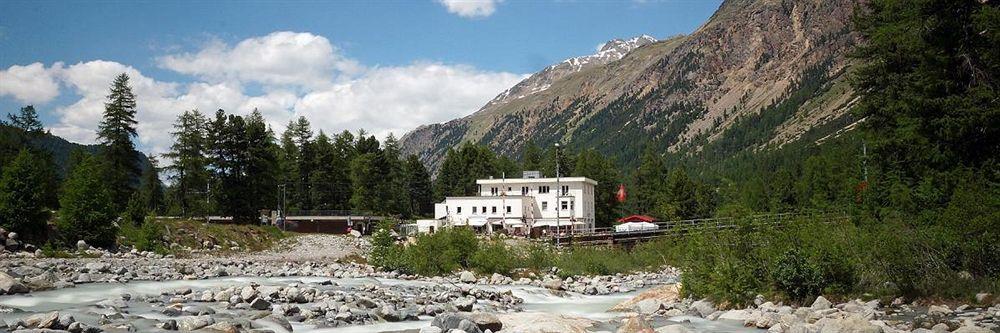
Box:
[401,0,860,172]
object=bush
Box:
[772,248,824,301]
[469,239,517,275]
[368,220,406,271]
[119,218,165,253]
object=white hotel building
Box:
[425,171,597,235]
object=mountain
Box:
[0,124,152,178]
[401,0,860,172]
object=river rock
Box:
[617,315,653,333]
[204,320,240,333]
[453,296,475,311]
[656,324,692,333]
[719,309,751,322]
[953,326,993,333]
[610,284,680,312]
[262,314,292,332]
[240,286,257,301]
[177,315,214,331]
[815,315,882,333]
[929,305,953,317]
[24,311,60,329]
[469,312,502,332]
[433,313,481,333]
[542,277,564,291]
[249,297,271,310]
[974,293,992,303]
[419,327,443,333]
[76,240,89,252]
[0,271,29,294]
[690,299,715,318]
[811,296,832,310]
[460,271,476,283]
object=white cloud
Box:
[0,62,62,104]
[157,31,361,88]
[437,0,500,18]
[0,31,525,157]
[294,62,525,140]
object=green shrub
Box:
[57,156,118,247]
[772,248,824,301]
[470,239,517,275]
[368,222,405,271]
[119,218,166,253]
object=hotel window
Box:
[539,186,549,193]
[472,206,477,214]
[506,206,511,213]
[491,206,497,213]
[521,186,529,195]
[491,187,498,195]
[561,201,568,210]
[541,201,548,210]
[561,185,569,195]
[457,207,462,214]
[481,206,486,214]
[570,201,575,211]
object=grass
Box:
[117,217,288,255]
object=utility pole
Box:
[278,184,287,231]
[555,142,561,247]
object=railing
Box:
[546,211,850,246]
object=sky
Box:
[0,0,722,156]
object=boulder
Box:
[24,311,60,329]
[177,315,214,331]
[656,325,692,333]
[76,240,90,252]
[815,315,883,333]
[453,296,476,311]
[249,297,271,310]
[469,312,503,332]
[617,315,654,333]
[610,284,680,312]
[953,326,993,333]
[928,305,953,317]
[459,271,477,283]
[432,313,482,333]
[811,296,832,310]
[0,271,28,294]
[204,321,240,333]
[542,277,564,290]
[718,309,751,322]
[690,299,715,318]
[419,327,444,333]
[634,299,663,314]
[349,230,362,238]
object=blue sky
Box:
[0,0,722,153]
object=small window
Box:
[521,186,529,195]
[457,207,462,214]
[561,201,568,210]
[491,206,497,213]
[482,206,486,214]
[561,185,569,195]
[538,186,549,194]
[541,201,548,210]
[506,206,511,213]
[472,206,477,213]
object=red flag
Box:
[616,184,627,203]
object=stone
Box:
[0,271,29,294]
[617,315,654,333]
[240,286,257,301]
[610,284,680,312]
[690,299,715,318]
[25,311,60,329]
[634,299,663,314]
[542,277,564,291]
[815,315,883,333]
[420,326,444,333]
[76,240,89,252]
[261,314,292,332]
[656,324,692,333]
[974,293,992,304]
[433,313,478,332]
[350,230,362,238]
[931,323,950,332]
[811,296,832,310]
[460,271,477,283]
[177,315,214,331]
[929,305,953,317]
[204,321,240,333]
[719,309,751,322]
[953,326,992,333]
[249,297,271,310]
[469,312,502,332]
[454,296,476,311]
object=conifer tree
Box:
[164,110,210,216]
[141,155,165,214]
[574,149,621,227]
[58,155,117,247]
[244,110,280,218]
[0,149,50,241]
[97,73,141,208]
[632,147,668,216]
[7,105,43,133]
[404,154,434,217]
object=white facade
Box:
[433,174,597,233]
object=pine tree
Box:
[0,149,50,241]
[331,130,356,210]
[141,155,165,214]
[7,105,43,133]
[404,154,434,217]
[521,142,543,171]
[58,155,117,247]
[632,147,668,216]
[379,134,409,216]
[574,149,621,227]
[310,131,337,210]
[244,110,280,219]
[164,110,210,216]
[97,73,141,208]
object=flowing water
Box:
[0,276,757,332]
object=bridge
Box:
[545,211,850,247]
[207,210,387,235]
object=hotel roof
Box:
[476,177,597,185]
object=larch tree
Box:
[0,149,50,241]
[97,73,141,209]
[7,105,44,133]
[164,110,210,216]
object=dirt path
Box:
[243,233,368,262]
